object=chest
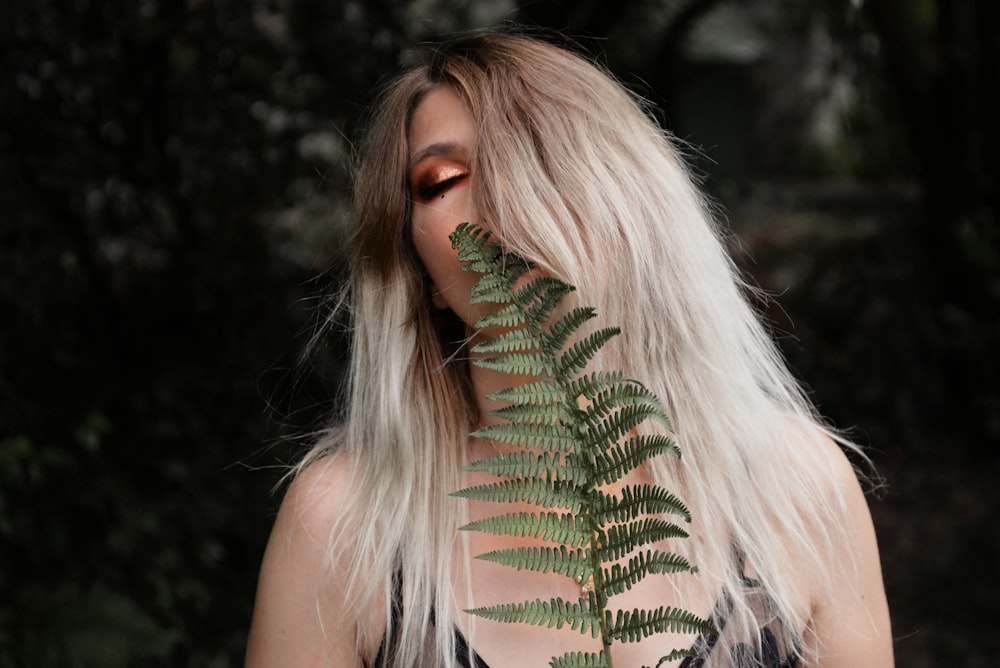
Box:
[450,492,715,668]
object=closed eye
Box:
[411,162,469,203]
[418,173,467,201]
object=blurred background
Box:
[1,0,997,666]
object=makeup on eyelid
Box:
[411,162,469,202]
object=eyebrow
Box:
[408,141,467,171]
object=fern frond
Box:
[451,221,491,254]
[460,451,588,485]
[453,224,507,273]
[542,306,599,353]
[584,382,673,429]
[473,422,578,452]
[475,302,530,329]
[486,379,566,407]
[555,327,622,381]
[583,407,674,457]
[550,651,610,668]
[594,519,690,562]
[470,272,519,305]
[477,545,590,582]
[643,648,698,668]
[593,485,692,524]
[471,327,543,354]
[474,351,555,377]
[566,371,627,401]
[599,550,695,597]
[512,278,577,331]
[607,607,717,643]
[448,222,713,667]
[488,401,578,428]
[589,435,682,487]
[452,478,586,513]
[460,511,593,547]
[471,253,541,304]
[467,598,602,637]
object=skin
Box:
[407,85,540,421]
[407,87,482,328]
[245,454,370,668]
[245,85,894,667]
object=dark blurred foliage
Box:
[0,0,996,666]
[791,0,1000,461]
[0,1,365,664]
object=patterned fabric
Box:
[679,567,800,668]
[680,620,799,668]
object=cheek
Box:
[409,189,475,281]
[410,213,466,306]
[411,224,456,279]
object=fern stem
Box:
[586,510,616,668]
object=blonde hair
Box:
[301,31,863,667]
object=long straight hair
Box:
[300,31,864,667]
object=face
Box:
[407,85,483,330]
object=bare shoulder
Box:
[274,452,362,537]
[801,430,895,667]
[245,451,370,668]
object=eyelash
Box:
[417,173,467,202]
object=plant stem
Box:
[588,515,615,668]
[577,455,615,668]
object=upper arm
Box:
[807,441,894,667]
[245,455,370,668]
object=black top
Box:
[372,571,799,668]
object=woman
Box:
[246,32,893,667]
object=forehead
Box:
[407,85,476,160]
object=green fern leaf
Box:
[486,379,567,407]
[600,550,696,597]
[472,327,543,354]
[489,401,578,427]
[468,598,602,637]
[460,451,589,485]
[473,422,579,452]
[452,478,586,513]
[470,274,516,304]
[550,651,610,668]
[566,371,626,401]
[474,351,555,377]
[476,545,591,582]
[454,229,512,276]
[594,519,690,563]
[589,435,682,487]
[593,485,692,524]
[584,382,674,430]
[459,511,593,547]
[474,302,531,329]
[512,278,577,331]
[583,406,674,456]
[642,648,698,668]
[607,607,717,643]
[555,327,622,381]
[469,267,531,304]
[542,306,599,353]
